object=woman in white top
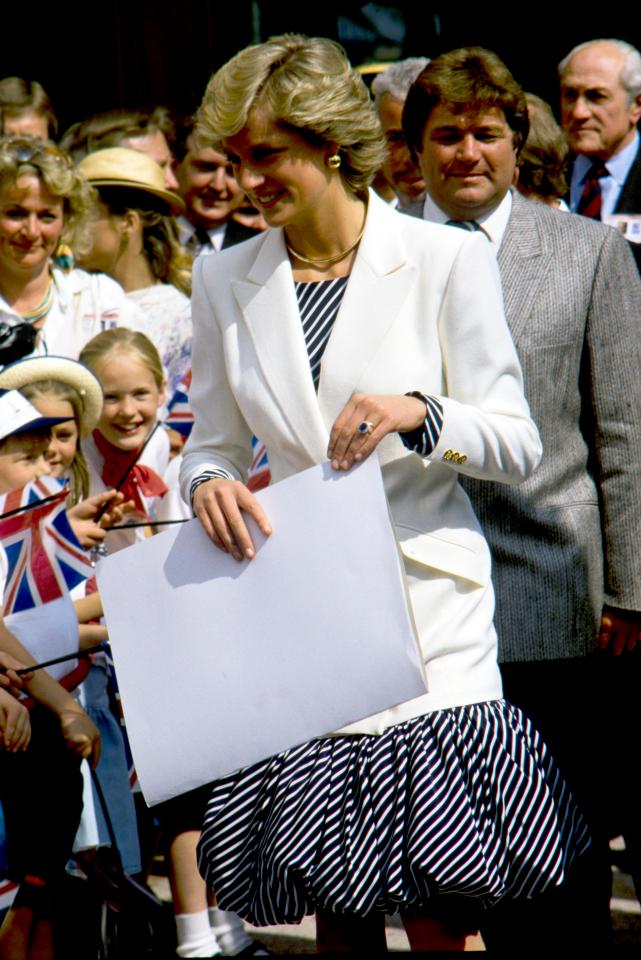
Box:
[0,137,145,367]
[180,35,590,952]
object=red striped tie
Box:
[576,161,609,220]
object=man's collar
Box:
[574,129,640,188]
[178,216,227,252]
[421,190,513,247]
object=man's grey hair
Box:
[371,57,430,105]
[558,39,641,101]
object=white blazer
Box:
[180,191,542,733]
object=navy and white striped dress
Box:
[196,279,589,925]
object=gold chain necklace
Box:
[285,209,367,267]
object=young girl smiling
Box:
[79,327,169,553]
[74,330,170,883]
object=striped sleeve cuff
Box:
[190,469,235,507]
[400,392,444,456]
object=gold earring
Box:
[327,153,341,169]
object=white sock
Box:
[208,907,254,955]
[176,910,221,957]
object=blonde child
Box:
[75,329,172,884]
[79,327,170,553]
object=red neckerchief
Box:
[92,429,168,520]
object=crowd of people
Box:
[0,30,639,958]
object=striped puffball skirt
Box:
[197,701,590,926]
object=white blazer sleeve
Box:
[179,256,254,503]
[427,233,542,484]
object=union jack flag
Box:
[247,437,271,493]
[0,476,93,615]
[0,878,17,913]
[165,370,194,439]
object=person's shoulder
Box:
[508,191,618,246]
[371,191,469,250]
[58,268,150,333]
[128,283,190,310]
[505,195,641,306]
[59,266,128,299]
[194,228,272,284]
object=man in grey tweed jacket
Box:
[403,47,641,949]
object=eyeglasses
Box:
[0,137,71,168]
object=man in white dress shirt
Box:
[175,128,260,256]
[559,39,641,265]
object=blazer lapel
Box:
[318,193,417,420]
[232,195,416,457]
[231,229,329,463]
[498,192,551,344]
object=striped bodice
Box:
[295,277,348,390]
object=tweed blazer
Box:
[458,192,641,662]
[180,191,542,730]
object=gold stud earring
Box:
[327,153,341,169]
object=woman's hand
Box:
[193,478,272,561]
[328,393,426,470]
[58,707,101,768]
[0,688,31,752]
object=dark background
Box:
[3,3,640,136]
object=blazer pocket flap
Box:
[395,524,489,586]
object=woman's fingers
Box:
[206,489,251,561]
[328,394,426,469]
[328,394,390,469]
[193,479,272,560]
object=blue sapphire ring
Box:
[358,420,374,434]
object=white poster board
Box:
[97,457,426,805]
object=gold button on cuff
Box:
[442,449,467,464]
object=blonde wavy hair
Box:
[79,327,164,392]
[197,34,386,198]
[0,137,95,257]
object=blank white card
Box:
[98,457,426,805]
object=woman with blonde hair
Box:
[0,137,146,367]
[180,34,589,952]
